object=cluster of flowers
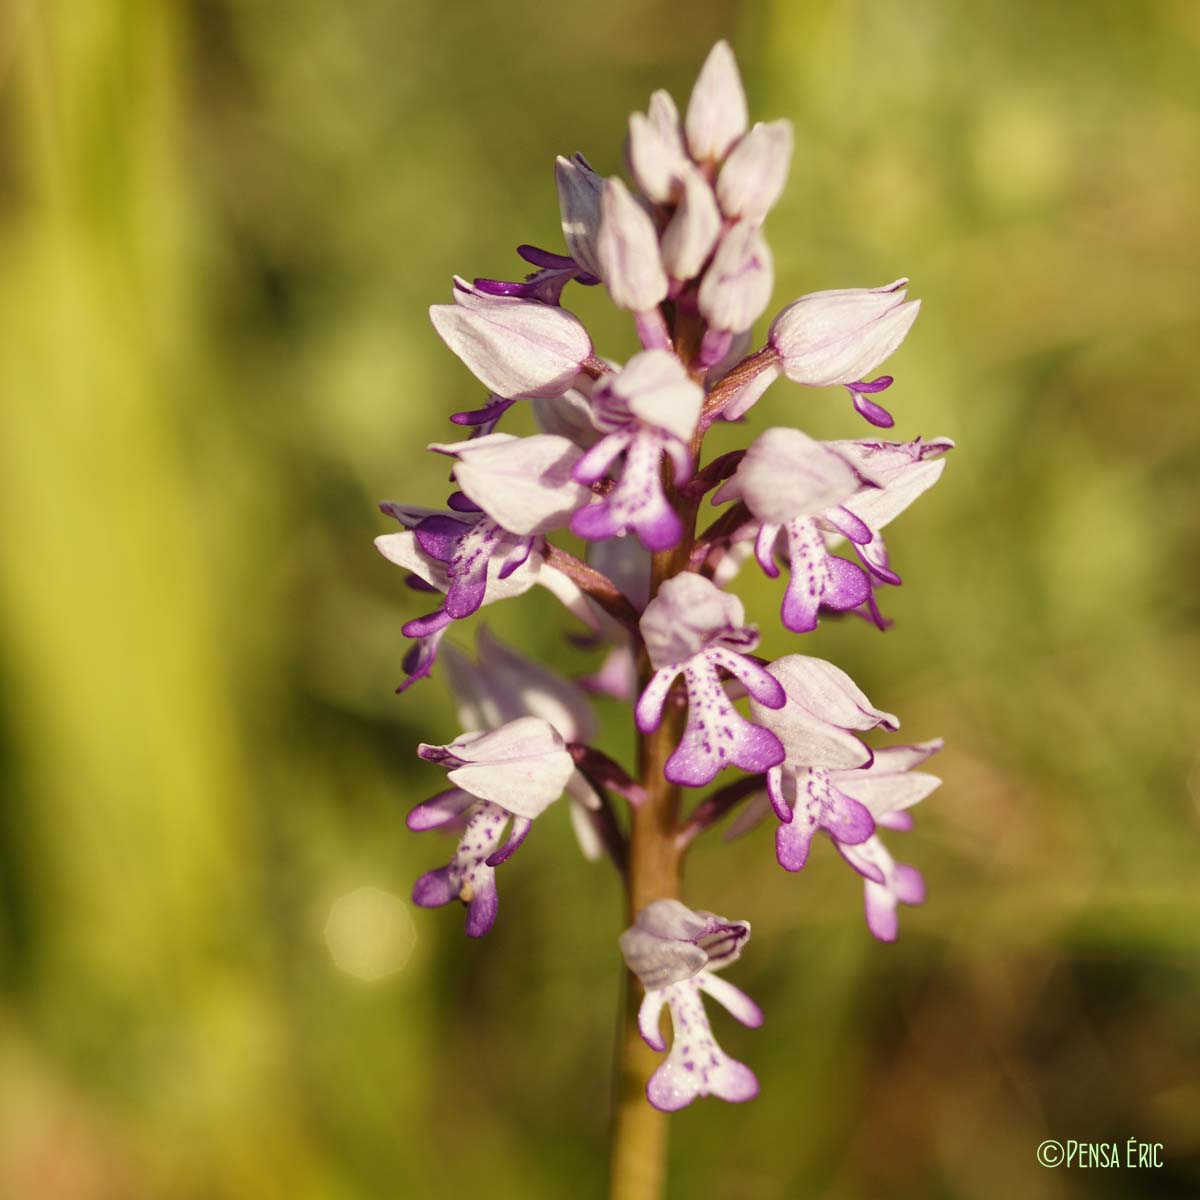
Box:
[377,42,949,1112]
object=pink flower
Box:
[620,899,762,1111]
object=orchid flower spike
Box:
[409,717,574,936]
[380,38,951,1124]
[620,899,763,1110]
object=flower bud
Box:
[430,280,592,399]
[555,153,604,277]
[717,119,794,221]
[698,221,773,333]
[768,280,920,387]
[661,166,721,282]
[627,92,690,204]
[647,89,686,152]
[685,40,748,162]
[596,178,669,312]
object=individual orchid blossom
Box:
[571,349,703,552]
[381,502,537,624]
[620,900,762,1111]
[713,428,953,631]
[747,654,901,866]
[780,740,941,941]
[374,499,597,691]
[635,574,786,787]
[376,38,950,1190]
[409,717,575,936]
[768,280,922,427]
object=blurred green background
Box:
[2,1,1198,1197]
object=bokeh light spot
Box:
[324,886,416,981]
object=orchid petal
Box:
[431,432,590,535]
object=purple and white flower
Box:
[379,38,951,1119]
[375,507,543,690]
[768,279,921,426]
[714,428,952,632]
[636,574,785,787]
[409,717,575,936]
[747,654,900,866]
[817,435,954,582]
[571,350,703,552]
[376,480,601,690]
[781,740,942,941]
[748,654,899,773]
[620,899,762,1111]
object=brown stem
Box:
[699,344,780,430]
